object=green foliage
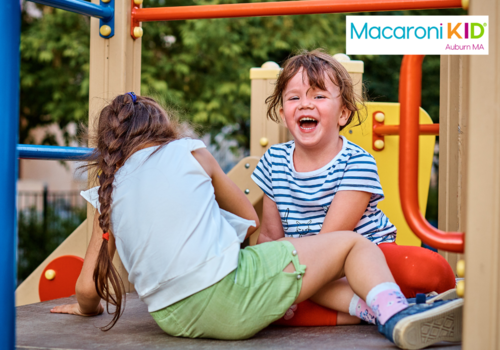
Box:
[21,6,90,144]
[20,2,464,148]
[141,0,347,148]
[17,205,87,285]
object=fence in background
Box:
[17,189,86,285]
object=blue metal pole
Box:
[17,145,94,161]
[28,0,113,19]
[1,0,21,348]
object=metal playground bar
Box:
[29,0,116,38]
[398,55,464,253]
[17,145,94,161]
[130,0,464,38]
[28,0,113,19]
[132,0,463,22]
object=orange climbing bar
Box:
[132,0,462,22]
[399,55,464,253]
[374,124,439,136]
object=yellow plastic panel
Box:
[341,102,436,246]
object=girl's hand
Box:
[50,303,104,317]
[283,304,298,320]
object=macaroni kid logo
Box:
[346,16,489,55]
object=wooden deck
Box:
[16,292,462,350]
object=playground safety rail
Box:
[130,0,464,38]
[18,145,94,161]
[132,0,462,22]
[374,124,439,136]
[399,55,465,253]
[28,0,112,19]
[28,0,115,38]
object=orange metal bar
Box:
[132,0,462,22]
[399,55,464,253]
[374,124,439,136]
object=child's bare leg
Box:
[281,231,395,304]
[309,277,353,313]
[281,231,463,348]
[337,312,361,325]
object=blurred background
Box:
[18,0,464,284]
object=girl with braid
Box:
[51,93,462,349]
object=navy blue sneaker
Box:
[378,299,463,349]
[406,289,458,305]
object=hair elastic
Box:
[103,232,110,241]
[125,92,137,104]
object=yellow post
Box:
[15,0,143,305]
[249,61,286,158]
[438,55,468,273]
[462,0,500,347]
[87,0,142,292]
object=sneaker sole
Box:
[393,299,463,350]
[427,289,458,303]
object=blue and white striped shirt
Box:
[251,136,396,244]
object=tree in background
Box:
[21,1,462,148]
[21,4,90,145]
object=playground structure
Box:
[4,0,500,349]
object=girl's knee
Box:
[331,230,365,243]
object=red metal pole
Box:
[132,0,462,22]
[374,124,439,136]
[399,55,464,253]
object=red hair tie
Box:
[103,232,110,241]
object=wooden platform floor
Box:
[17,292,462,350]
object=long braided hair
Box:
[88,93,180,330]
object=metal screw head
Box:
[457,259,465,278]
[374,140,385,150]
[99,25,112,37]
[133,27,143,38]
[260,137,269,147]
[45,269,56,281]
[456,279,465,297]
[245,163,250,169]
[244,189,250,195]
[374,112,385,123]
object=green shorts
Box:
[150,240,306,340]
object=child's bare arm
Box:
[257,195,285,244]
[191,148,259,238]
[319,191,371,234]
[51,210,115,316]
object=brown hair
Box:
[266,49,364,131]
[87,94,181,330]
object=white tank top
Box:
[81,138,255,312]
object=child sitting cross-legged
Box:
[251,49,457,327]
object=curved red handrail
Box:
[399,55,464,253]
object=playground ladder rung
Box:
[18,144,94,161]
[132,0,462,22]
